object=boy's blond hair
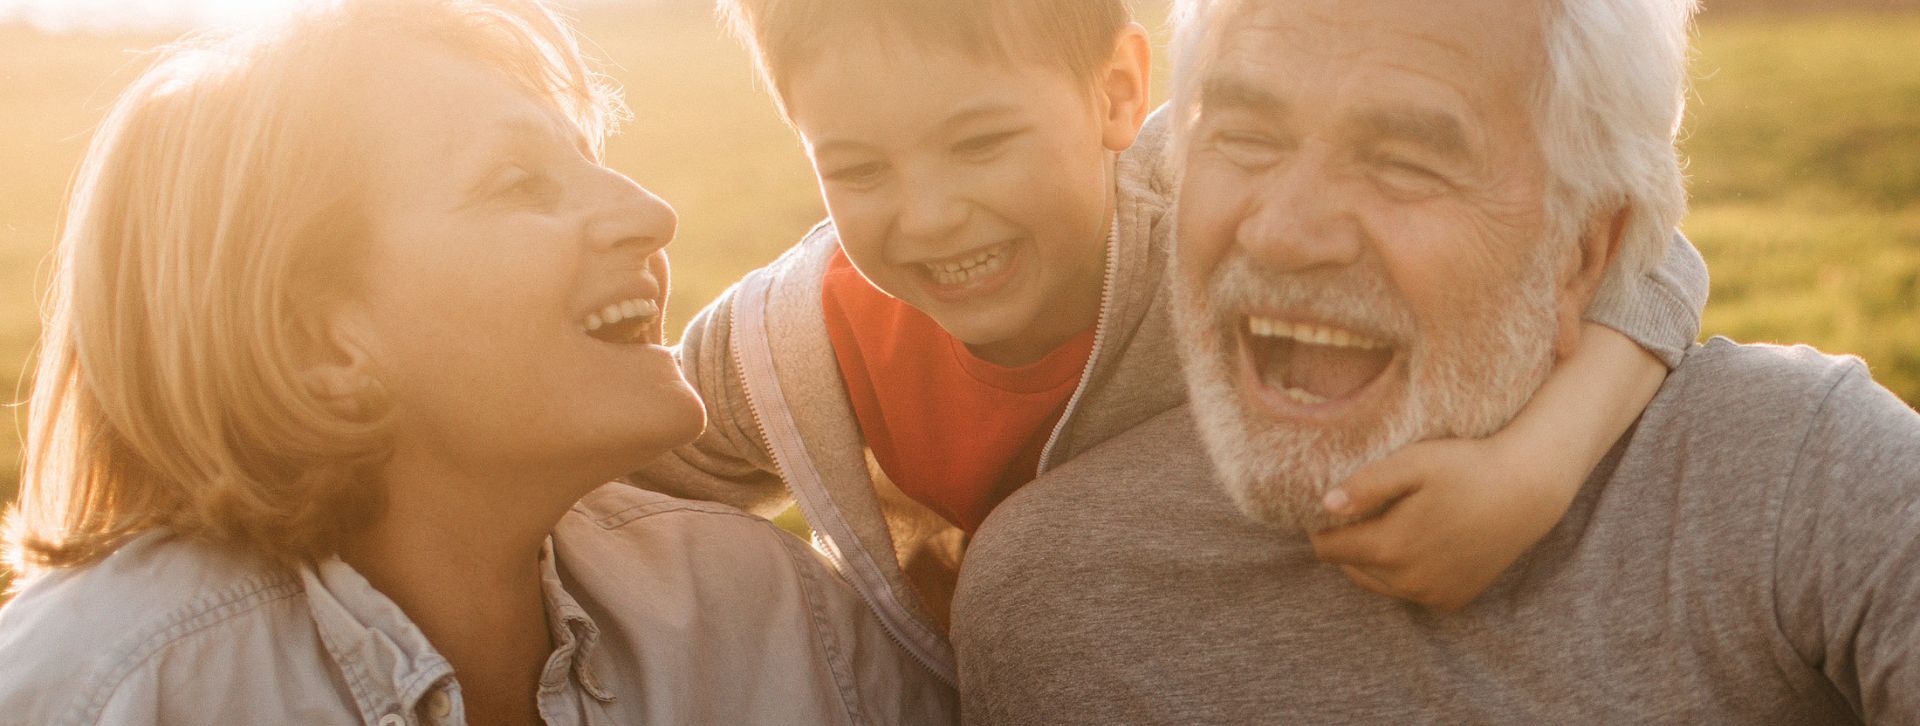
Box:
[4,0,623,585]
[719,0,1133,116]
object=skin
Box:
[781,26,1152,367]
[1177,0,1662,609]
[305,41,704,724]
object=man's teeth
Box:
[1245,316,1388,351]
[1246,316,1388,405]
[924,245,1009,286]
[580,297,659,333]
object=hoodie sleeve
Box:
[623,278,793,518]
[1584,230,1710,370]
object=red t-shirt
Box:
[821,250,1095,534]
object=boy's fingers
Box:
[1323,441,1459,517]
[1309,518,1398,568]
[1338,564,1402,601]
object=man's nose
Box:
[894,171,969,243]
[584,168,677,256]
[1236,149,1362,272]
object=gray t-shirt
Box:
[953,339,1920,724]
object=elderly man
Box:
[951,0,1920,722]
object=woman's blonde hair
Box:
[5,0,625,584]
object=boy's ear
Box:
[1096,21,1153,153]
[1554,202,1630,359]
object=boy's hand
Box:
[1307,324,1666,612]
[1307,434,1574,612]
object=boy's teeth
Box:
[579,297,659,334]
[1244,316,1387,351]
[925,246,1010,286]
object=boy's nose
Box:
[893,175,969,244]
[1236,150,1362,272]
[585,170,677,256]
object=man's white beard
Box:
[1171,251,1562,533]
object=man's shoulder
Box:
[1652,337,1905,445]
[1670,337,1866,401]
[974,405,1230,558]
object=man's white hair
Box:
[1167,0,1698,276]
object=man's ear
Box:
[296,307,384,419]
[1096,22,1153,152]
[1554,203,1629,358]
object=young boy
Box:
[630,0,1708,687]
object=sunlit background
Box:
[0,0,312,32]
[1,0,1917,583]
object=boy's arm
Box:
[624,283,793,517]
[1306,231,1708,610]
[1584,230,1709,368]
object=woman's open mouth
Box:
[1238,314,1401,415]
[579,296,660,345]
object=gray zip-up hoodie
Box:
[628,111,1710,688]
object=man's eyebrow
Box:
[1198,75,1288,118]
[1352,107,1472,159]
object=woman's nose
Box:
[585,169,677,255]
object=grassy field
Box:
[1,8,1917,530]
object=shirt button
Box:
[426,690,454,718]
[378,714,405,726]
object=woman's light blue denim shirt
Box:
[0,485,955,725]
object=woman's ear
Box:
[1097,22,1154,153]
[1554,203,1630,359]
[296,308,383,419]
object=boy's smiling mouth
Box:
[911,238,1023,301]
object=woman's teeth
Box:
[923,245,1010,286]
[581,297,658,335]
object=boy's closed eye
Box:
[951,128,1024,159]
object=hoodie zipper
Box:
[727,271,958,687]
[1035,212,1123,475]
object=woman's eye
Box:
[954,131,1018,157]
[826,162,886,186]
[497,167,555,200]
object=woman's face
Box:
[338,41,703,487]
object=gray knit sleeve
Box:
[1584,231,1709,369]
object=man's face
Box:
[1173,0,1574,531]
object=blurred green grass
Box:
[1,9,1917,528]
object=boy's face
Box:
[784,38,1122,366]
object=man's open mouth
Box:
[580,297,660,345]
[1241,315,1398,407]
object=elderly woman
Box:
[0,1,952,723]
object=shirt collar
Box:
[537,537,614,703]
[301,538,617,720]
